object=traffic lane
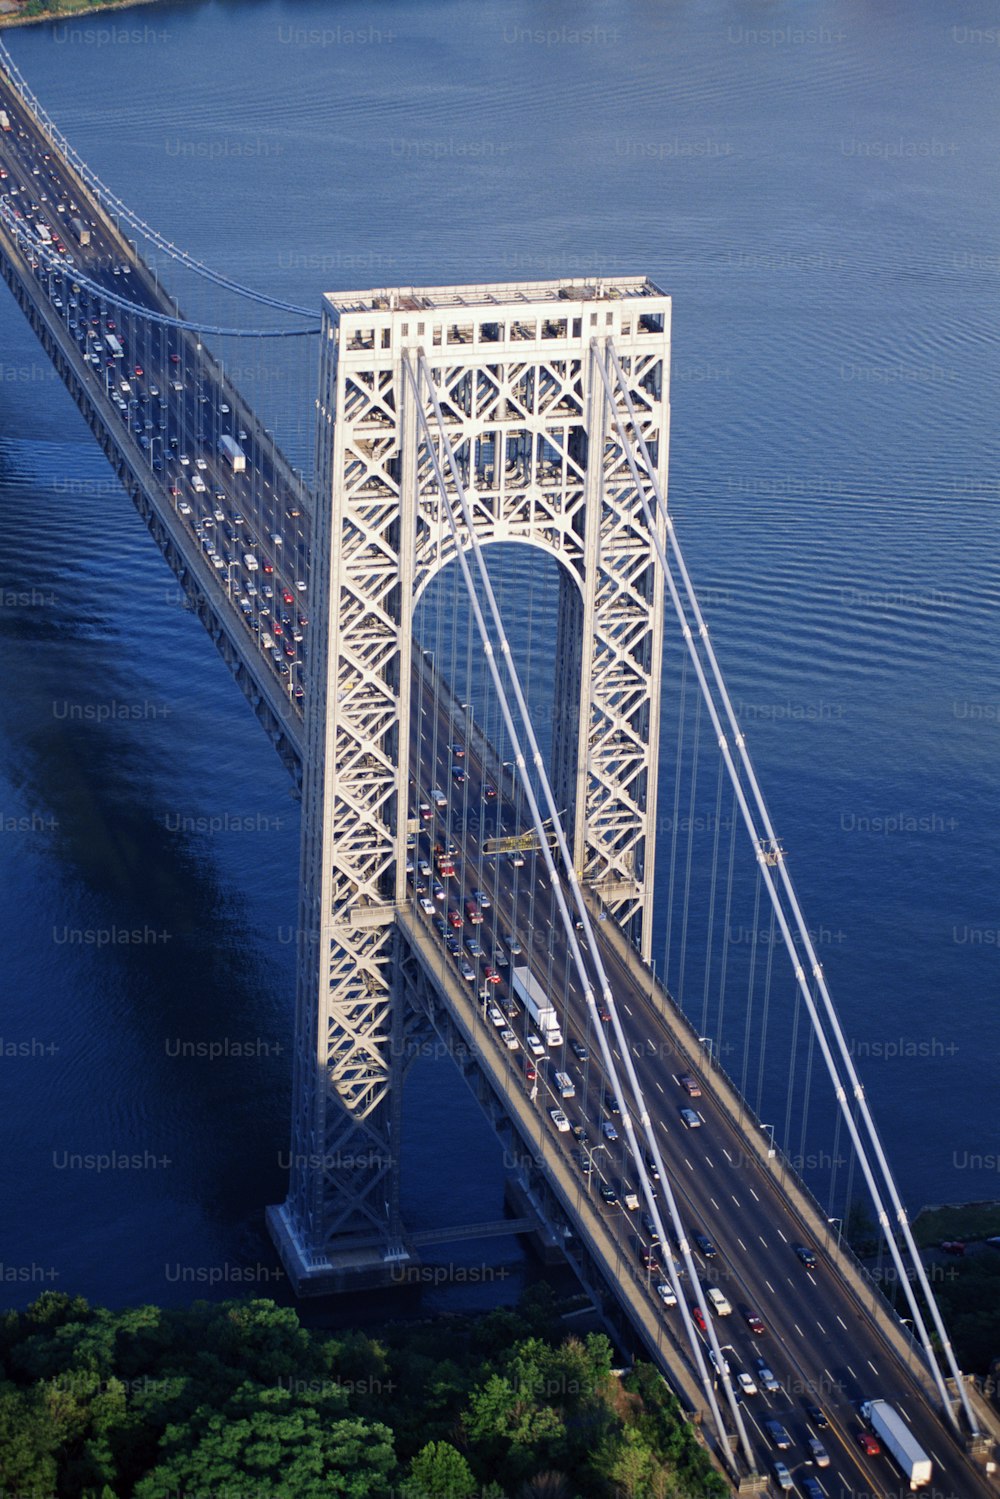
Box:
[574,942,983,1494]
[405,739,990,1492]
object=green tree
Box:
[405,1439,477,1498]
[0,1385,60,1496]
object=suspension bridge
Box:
[0,44,995,1497]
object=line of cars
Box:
[2,112,310,708]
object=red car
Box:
[134,365,143,377]
[857,1432,880,1457]
[744,1312,766,1335]
[691,1305,707,1333]
[447,909,462,930]
[283,589,294,604]
[169,353,180,364]
[483,966,500,985]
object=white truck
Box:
[510,965,563,1047]
[859,1400,932,1490]
[219,433,246,473]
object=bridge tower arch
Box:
[268,278,671,1291]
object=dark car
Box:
[793,1244,817,1269]
[693,1233,717,1259]
[940,1240,966,1256]
[805,1403,829,1430]
[570,1039,589,1062]
[800,1479,824,1499]
[599,1184,618,1205]
[763,1419,792,1451]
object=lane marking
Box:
[623,1002,632,1015]
[704,1155,715,1170]
[647,1035,657,1051]
[722,1148,733,1164]
[793,1323,803,1337]
[866,1359,877,1376]
[836,1315,847,1330]
[684,1157,693,1171]
[731,1194,740,1207]
[816,1320,826,1335]
[846,1364,857,1379]
[655,1080,664,1094]
[749,1187,759,1202]
[776,1228,787,1242]
[764,1279,775,1295]
[758,1234,768,1247]
[709,1197,720,1211]
[737,1238,747,1252]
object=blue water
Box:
[1,0,998,1310]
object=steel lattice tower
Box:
[268,278,670,1291]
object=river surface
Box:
[0,0,998,1312]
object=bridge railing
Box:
[590,896,942,1405]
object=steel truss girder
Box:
[0,234,304,787]
[277,286,671,1269]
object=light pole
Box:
[698,1035,715,1065]
[761,1123,776,1158]
[827,1216,843,1254]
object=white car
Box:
[418,896,435,915]
[709,1348,730,1376]
[499,1028,519,1051]
[655,1282,677,1307]
[178,453,190,466]
[549,1109,570,1133]
[526,1033,545,1058]
[177,501,192,515]
[736,1371,757,1396]
[706,1286,732,1316]
[504,933,522,955]
[195,457,208,470]
[487,1004,506,1028]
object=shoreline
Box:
[0,0,167,31]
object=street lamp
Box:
[761,1123,776,1158]
[698,1035,715,1064]
[827,1216,843,1253]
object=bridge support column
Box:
[269,279,671,1286]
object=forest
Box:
[0,1285,731,1498]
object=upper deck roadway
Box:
[0,66,994,1499]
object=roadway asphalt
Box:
[0,76,310,718]
[409,683,993,1499]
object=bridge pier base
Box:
[266,1203,418,1297]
